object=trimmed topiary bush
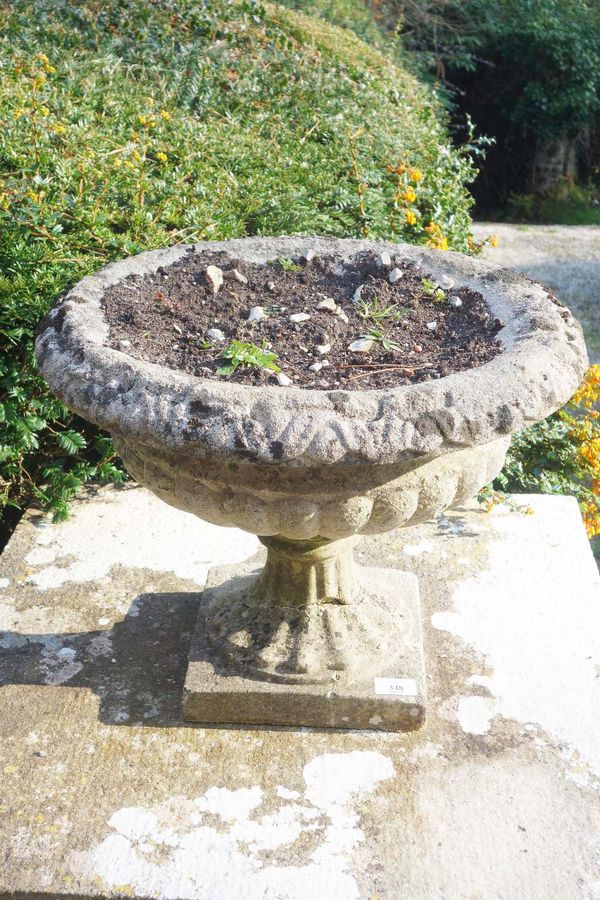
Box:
[0,0,484,534]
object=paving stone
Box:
[1,485,599,899]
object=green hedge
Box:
[0,0,481,530]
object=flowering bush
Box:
[0,0,483,536]
[490,365,600,541]
[0,0,591,548]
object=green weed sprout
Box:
[217,340,281,376]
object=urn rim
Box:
[35,236,588,466]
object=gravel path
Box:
[472,223,600,362]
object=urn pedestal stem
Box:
[204,533,411,686]
[254,535,359,608]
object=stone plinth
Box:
[184,562,425,730]
[1,485,600,899]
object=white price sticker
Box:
[373,677,418,697]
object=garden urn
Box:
[35,237,588,730]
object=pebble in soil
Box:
[102,249,506,391]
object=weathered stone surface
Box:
[184,560,425,730]
[472,221,600,361]
[1,485,600,898]
[35,236,588,468]
[110,432,509,540]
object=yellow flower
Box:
[405,209,417,226]
[38,54,57,74]
[13,108,27,120]
[489,234,499,247]
[424,221,440,235]
[51,123,66,134]
[571,365,600,409]
[408,167,423,182]
[159,110,172,121]
[39,106,50,117]
[580,438,600,468]
[427,234,448,251]
[401,188,416,203]
[137,114,155,128]
[112,158,123,169]
[156,151,168,163]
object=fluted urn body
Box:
[35,237,588,723]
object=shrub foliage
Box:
[0,0,482,529]
[486,365,600,540]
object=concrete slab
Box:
[1,484,600,899]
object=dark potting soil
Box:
[102,249,505,391]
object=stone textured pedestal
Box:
[1,485,600,900]
[183,561,425,730]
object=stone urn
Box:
[35,237,587,731]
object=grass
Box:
[507,184,600,225]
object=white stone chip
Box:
[304,248,316,262]
[379,251,392,267]
[426,321,438,332]
[289,313,311,323]
[247,306,266,323]
[348,338,374,352]
[224,268,248,285]
[440,274,455,289]
[449,297,463,308]
[321,359,331,367]
[206,328,226,342]
[275,372,292,386]
[316,298,338,313]
[335,310,349,324]
[389,268,403,283]
[308,362,323,373]
[117,339,131,351]
[353,285,364,303]
[205,265,223,294]
[316,343,331,355]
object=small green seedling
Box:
[362,327,403,353]
[277,257,302,272]
[357,295,408,323]
[217,339,281,376]
[421,278,445,302]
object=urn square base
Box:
[183,559,426,731]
